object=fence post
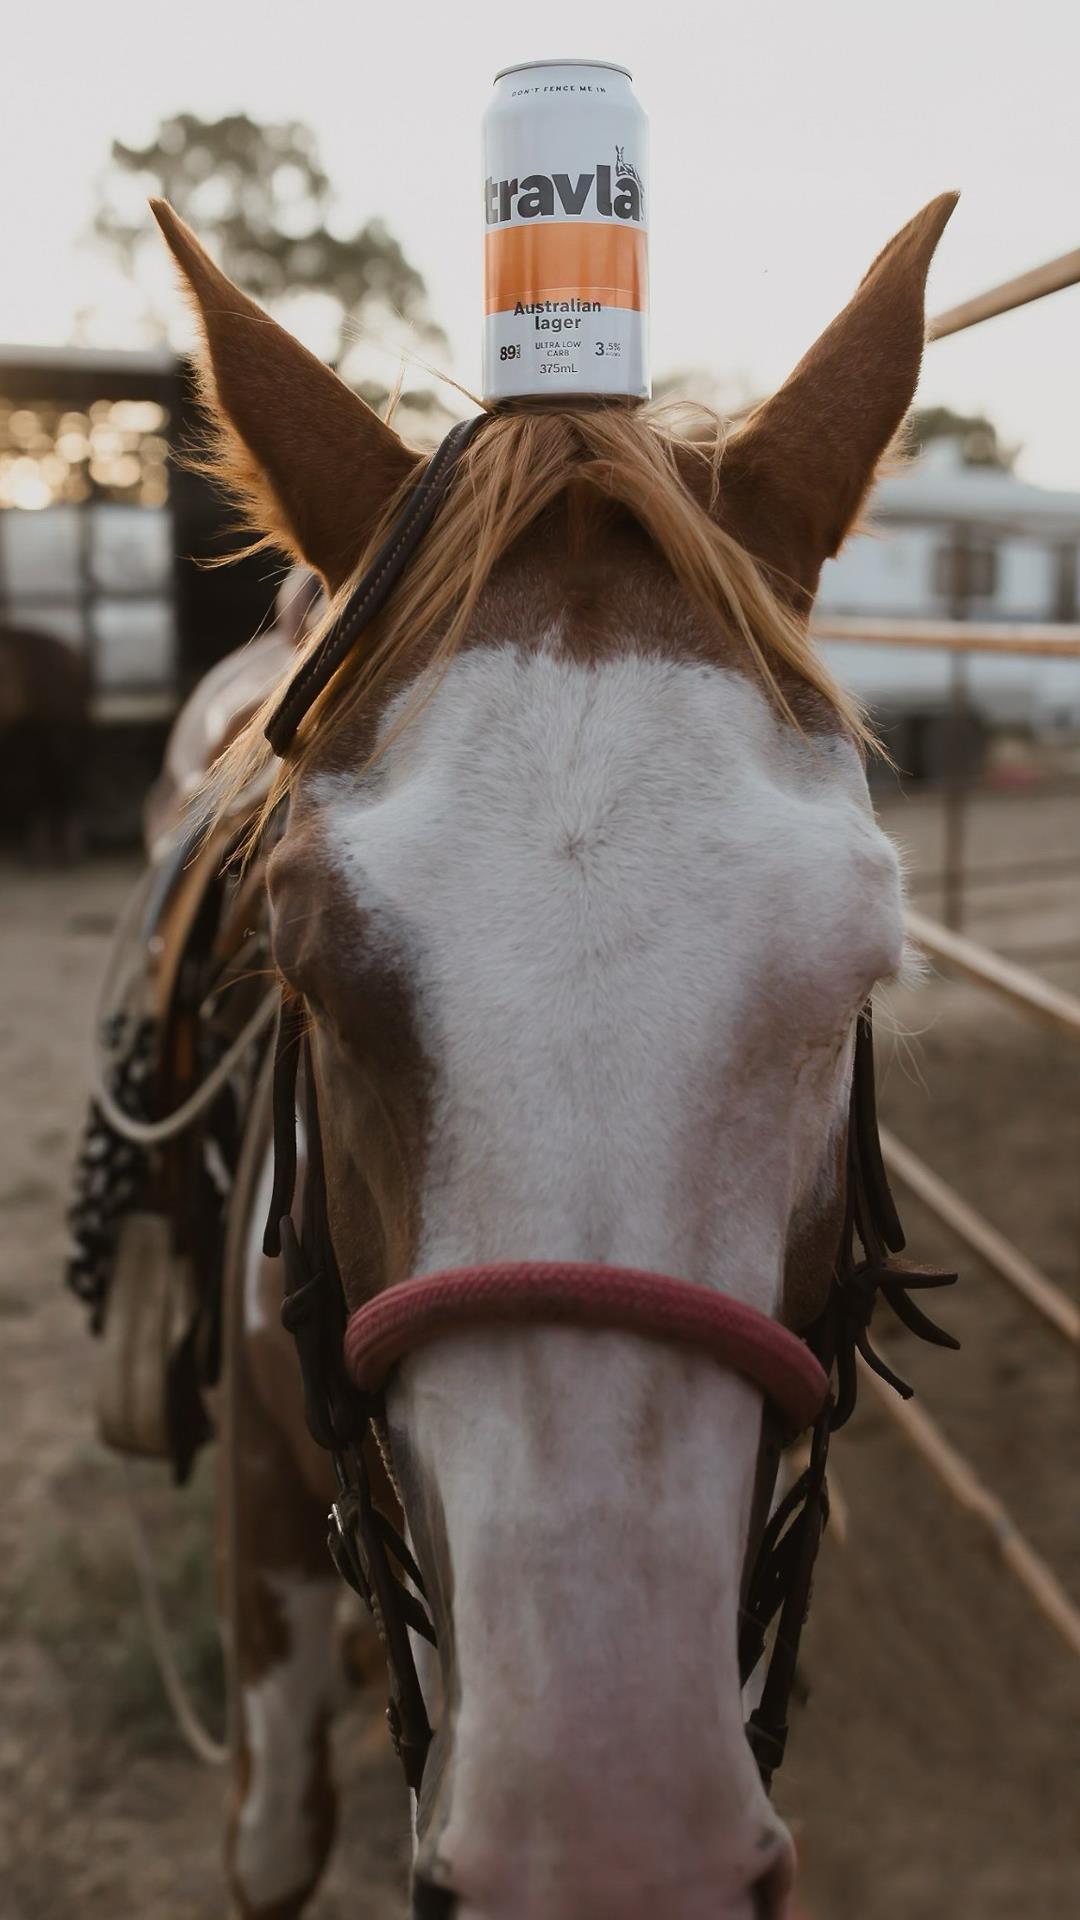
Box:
[942,649,971,931]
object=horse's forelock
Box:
[207,401,872,840]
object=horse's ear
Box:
[719,193,959,601]
[151,199,416,589]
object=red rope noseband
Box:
[344,1262,830,1433]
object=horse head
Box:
[156,189,954,1920]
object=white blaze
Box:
[319,644,902,1916]
[323,644,901,1306]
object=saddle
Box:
[68,588,317,1477]
[68,802,275,1481]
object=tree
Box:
[92,111,442,406]
[908,406,1017,471]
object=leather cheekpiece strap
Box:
[264,414,487,757]
[263,996,304,1259]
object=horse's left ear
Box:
[151,199,416,589]
[719,192,959,600]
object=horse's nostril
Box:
[749,1827,799,1920]
[751,1877,780,1920]
[752,1880,776,1920]
[752,1846,796,1919]
[412,1870,459,1919]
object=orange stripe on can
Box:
[484,223,647,315]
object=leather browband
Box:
[344,1261,830,1434]
[264,413,487,757]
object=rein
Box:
[264,414,486,756]
[259,417,958,1797]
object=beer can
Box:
[482,59,649,403]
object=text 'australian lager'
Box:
[482,59,649,402]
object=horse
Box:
[149,187,956,1919]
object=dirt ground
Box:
[3,782,1079,1919]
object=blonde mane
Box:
[210,401,869,827]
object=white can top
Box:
[494,58,632,81]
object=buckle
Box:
[327,1492,382,1633]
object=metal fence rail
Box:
[870,899,1080,1648]
[928,245,1080,341]
[819,237,1080,1663]
[811,619,1080,936]
[881,1128,1080,1348]
[860,1351,1080,1659]
[905,908,1080,1038]
[885,903,1080,1350]
[814,615,1080,658]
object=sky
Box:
[4,0,1079,483]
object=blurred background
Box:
[2,4,1078,1915]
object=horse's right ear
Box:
[717,192,959,603]
[151,199,416,589]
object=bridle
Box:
[259,415,958,1797]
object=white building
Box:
[819,439,1080,622]
[817,441,1080,756]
